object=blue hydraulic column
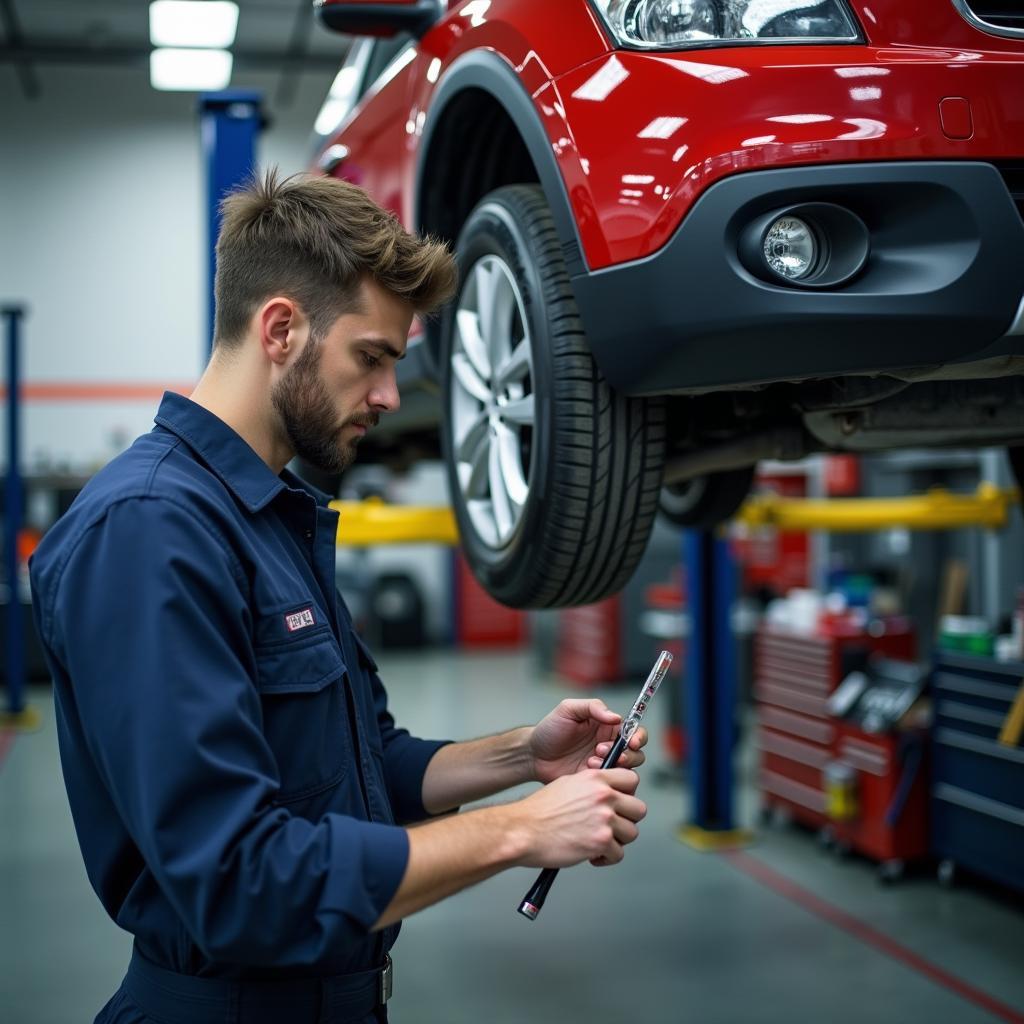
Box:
[680,528,751,847]
[3,305,26,716]
[198,91,265,351]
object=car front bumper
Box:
[570,161,1024,396]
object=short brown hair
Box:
[213,169,457,348]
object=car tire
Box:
[440,185,665,608]
[658,466,755,529]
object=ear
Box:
[257,297,306,366]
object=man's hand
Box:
[373,767,647,928]
[515,768,647,867]
[529,699,647,785]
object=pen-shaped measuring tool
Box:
[517,649,674,921]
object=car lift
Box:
[738,483,1019,532]
[198,90,264,348]
[678,528,756,850]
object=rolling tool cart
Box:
[755,617,915,832]
[824,658,931,881]
[931,652,1024,894]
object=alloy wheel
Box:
[449,255,535,549]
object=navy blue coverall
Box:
[29,393,451,1023]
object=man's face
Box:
[271,278,413,474]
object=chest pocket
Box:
[255,629,349,804]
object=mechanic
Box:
[29,171,648,1024]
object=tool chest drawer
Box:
[931,652,1024,894]
[755,623,915,830]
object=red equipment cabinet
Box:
[755,618,915,832]
[453,552,528,648]
[555,596,622,685]
[830,722,929,871]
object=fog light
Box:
[763,217,817,280]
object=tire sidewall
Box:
[441,194,556,589]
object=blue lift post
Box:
[3,305,26,720]
[198,91,265,351]
[679,528,753,850]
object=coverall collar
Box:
[153,391,331,513]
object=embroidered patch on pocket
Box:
[284,607,316,632]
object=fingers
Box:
[588,747,647,771]
[601,767,641,795]
[588,698,622,724]
[590,844,623,867]
[590,818,637,865]
[611,815,640,845]
[592,727,648,768]
[558,698,621,725]
[594,727,648,756]
[613,793,647,824]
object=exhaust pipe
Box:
[662,427,809,486]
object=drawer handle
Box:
[934,783,1024,827]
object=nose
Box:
[369,368,400,414]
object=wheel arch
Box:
[415,51,588,359]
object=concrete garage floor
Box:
[2,650,1024,1024]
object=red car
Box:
[312,0,1024,608]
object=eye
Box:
[361,351,381,369]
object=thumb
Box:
[587,698,621,724]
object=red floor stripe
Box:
[0,729,15,770]
[723,850,1024,1023]
[0,382,193,401]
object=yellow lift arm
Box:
[328,483,1020,546]
[329,497,459,546]
[736,482,1020,533]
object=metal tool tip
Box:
[517,901,540,920]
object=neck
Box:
[190,346,294,474]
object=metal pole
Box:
[684,528,737,832]
[198,91,265,352]
[3,305,25,715]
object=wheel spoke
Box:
[485,271,515,375]
[500,394,535,427]
[494,338,531,388]
[456,309,491,381]
[451,352,492,404]
[489,439,514,540]
[465,428,490,500]
[473,262,500,360]
[456,410,489,463]
[494,423,529,507]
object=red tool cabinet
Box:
[829,722,929,870]
[756,619,919,862]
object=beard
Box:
[271,339,378,475]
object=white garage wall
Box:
[0,60,338,472]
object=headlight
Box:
[591,0,860,49]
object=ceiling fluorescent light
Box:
[150,1,239,48]
[151,48,233,91]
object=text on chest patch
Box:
[284,608,316,632]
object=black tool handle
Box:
[516,733,630,920]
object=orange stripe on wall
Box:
[0,383,194,401]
